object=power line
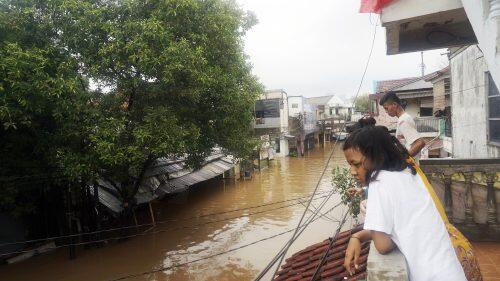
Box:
[255,18,378,281]
[0,193,333,257]
[107,197,343,281]
[0,190,331,247]
[310,208,350,280]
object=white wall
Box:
[450,45,500,158]
[288,96,304,117]
[277,139,289,157]
[381,0,463,23]
[461,0,500,90]
[405,99,420,118]
[280,96,289,132]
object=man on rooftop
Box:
[379,92,426,160]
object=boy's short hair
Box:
[379,91,402,106]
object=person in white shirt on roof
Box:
[379,91,425,160]
[342,126,466,281]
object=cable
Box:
[107,195,343,281]
[0,193,332,257]
[255,18,379,281]
[310,208,350,281]
[0,190,331,247]
[258,201,346,280]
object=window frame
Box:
[486,72,500,146]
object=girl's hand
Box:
[346,187,364,197]
[344,236,362,276]
[360,200,367,216]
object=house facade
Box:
[253,89,290,157]
[449,45,500,158]
[288,96,318,156]
[306,95,353,121]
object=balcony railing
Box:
[415,117,440,133]
[420,158,500,241]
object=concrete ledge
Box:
[367,242,409,281]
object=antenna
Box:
[419,51,426,77]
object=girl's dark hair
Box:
[343,125,416,184]
[358,117,376,128]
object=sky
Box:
[237,0,449,100]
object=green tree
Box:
[0,0,263,215]
[353,93,371,113]
[0,2,96,216]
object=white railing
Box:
[415,117,440,133]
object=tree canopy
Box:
[0,0,263,215]
[353,93,371,113]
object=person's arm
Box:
[344,230,395,275]
[408,138,425,157]
[400,120,424,156]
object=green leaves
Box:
[0,0,263,213]
[332,167,361,218]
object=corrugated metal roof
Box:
[155,158,233,198]
[94,155,234,213]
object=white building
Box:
[253,89,290,157]
[449,45,500,158]
[306,95,353,120]
[288,95,318,134]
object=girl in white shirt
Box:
[342,126,466,281]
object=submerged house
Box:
[92,150,234,215]
[253,89,291,158]
[287,95,318,156]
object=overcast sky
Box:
[237,0,449,100]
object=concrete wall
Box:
[461,0,500,89]
[450,45,500,158]
[278,139,289,157]
[288,96,304,117]
[280,96,289,132]
[433,78,450,111]
[381,0,462,23]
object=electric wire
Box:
[310,208,351,281]
[255,17,379,281]
[0,190,331,248]
[107,192,342,281]
[0,193,332,257]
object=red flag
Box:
[359,0,396,14]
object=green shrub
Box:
[332,167,360,218]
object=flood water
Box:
[0,143,354,281]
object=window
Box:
[487,72,500,143]
[420,107,433,117]
[335,108,339,115]
[254,99,280,118]
[291,103,298,108]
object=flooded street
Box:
[0,144,354,281]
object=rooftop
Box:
[306,95,335,105]
[274,225,369,281]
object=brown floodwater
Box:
[0,143,354,281]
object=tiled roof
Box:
[424,66,450,82]
[274,225,369,281]
[375,67,450,94]
[375,77,418,93]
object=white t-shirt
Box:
[364,170,466,281]
[396,113,421,159]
